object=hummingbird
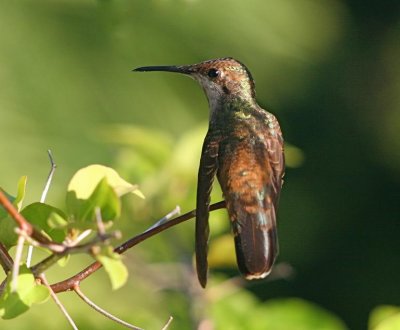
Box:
[133,57,285,288]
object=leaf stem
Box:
[27,150,57,267]
[40,149,57,204]
[11,235,25,292]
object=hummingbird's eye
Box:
[207,68,220,78]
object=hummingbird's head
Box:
[134,57,256,111]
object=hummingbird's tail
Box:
[231,206,278,279]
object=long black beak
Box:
[132,65,193,75]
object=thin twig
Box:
[95,207,106,237]
[51,201,226,293]
[161,316,174,330]
[15,228,65,253]
[39,274,78,330]
[30,254,65,277]
[0,242,13,273]
[144,205,181,233]
[40,150,57,203]
[11,235,25,292]
[67,229,92,247]
[74,285,144,330]
[27,150,57,267]
[0,278,7,295]
[31,231,120,276]
[115,201,225,254]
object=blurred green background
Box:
[1,0,400,329]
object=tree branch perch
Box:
[50,201,226,293]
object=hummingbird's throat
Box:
[194,73,256,119]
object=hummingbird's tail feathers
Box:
[195,131,220,288]
[195,216,209,288]
[232,207,278,279]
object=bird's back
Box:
[216,106,284,278]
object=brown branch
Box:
[51,201,226,293]
[0,242,13,273]
[0,189,32,234]
[31,231,120,276]
[0,189,62,246]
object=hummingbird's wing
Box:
[217,113,284,279]
[196,129,220,288]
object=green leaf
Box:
[369,305,400,330]
[0,189,15,218]
[66,165,144,228]
[67,164,144,199]
[0,216,18,249]
[67,177,120,228]
[0,176,27,218]
[0,265,50,319]
[0,199,8,219]
[13,176,27,211]
[94,246,128,290]
[0,178,28,249]
[21,203,68,243]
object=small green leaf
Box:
[0,189,14,219]
[0,179,29,249]
[21,203,67,243]
[66,165,142,227]
[67,164,144,199]
[0,292,29,319]
[95,246,128,290]
[369,305,400,330]
[84,178,120,221]
[67,177,120,228]
[13,176,28,211]
[0,216,18,249]
[0,265,50,319]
